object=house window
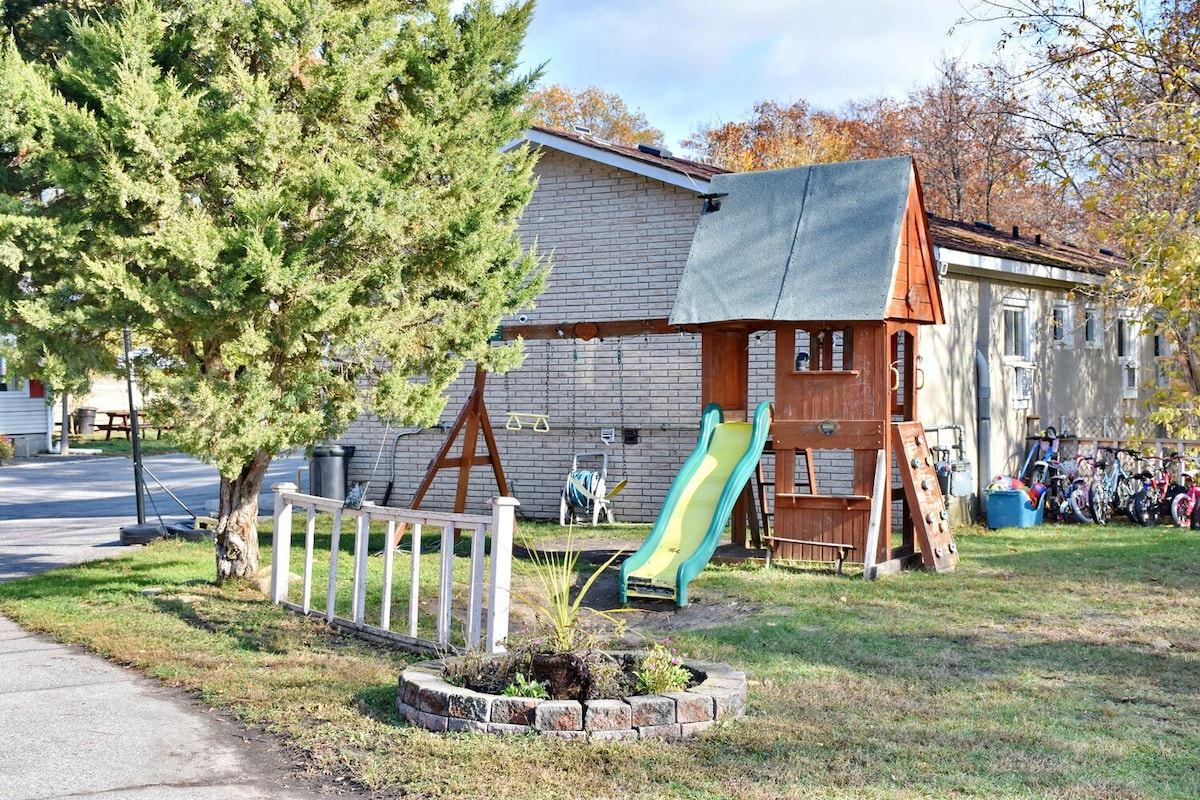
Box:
[1003,304,1031,360]
[1013,364,1034,410]
[1154,332,1174,387]
[1116,315,1137,358]
[0,353,22,393]
[1083,305,1102,348]
[1051,302,1074,349]
[1123,361,1140,399]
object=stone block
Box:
[399,669,440,707]
[491,697,539,726]
[680,720,716,738]
[446,689,491,722]
[418,711,448,733]
[584,699,632,731]
[666,692,714,724]
[399,679,422,708]
[487,722,533,736]
[534,700,583,732]
[540,730,588,741]
[447,717,489,734]
[587,729,639,742]
[416,685,450,717]
[638,723,682,740]
[706,685,747,720]
[396,700,418,725]
[627,695,675,728]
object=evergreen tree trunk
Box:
[215,450,271,580]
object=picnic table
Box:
[98,409,174,440]
[99,410,132,440]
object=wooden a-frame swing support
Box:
[391,318,691,545]
[388,367,506,547]
[404,367,509,513]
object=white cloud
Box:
[519,0,1006,147]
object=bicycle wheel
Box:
[1044,482,1066,522]
[1068,482,1094,523]
[1130,490,1157,527]
[1089,480,1112,525]
[1171,492,1194,527]
[1115,475,1138,518]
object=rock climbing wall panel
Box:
[891,421,958,572]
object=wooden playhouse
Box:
[671,156,958,574]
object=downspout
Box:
[44,393,55,454]
[975,347,991,500]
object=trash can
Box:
[74,407,97,435]
[985,488,1045,529]
[310,445,356,501]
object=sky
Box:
[513,0,1008,150]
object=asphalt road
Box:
[0,452,346,800]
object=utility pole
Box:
[124,327,146,525]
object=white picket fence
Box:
[268,483,518,654]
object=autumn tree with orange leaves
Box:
[681,99,856,171]
[528,84,664,145]
[685,56,1080,243]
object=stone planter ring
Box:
[397,656,747,741]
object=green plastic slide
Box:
[620,401,772,607]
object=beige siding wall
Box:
[920,268,1134,500]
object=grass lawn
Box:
[62,430,181,457]
[0,518,1197,799]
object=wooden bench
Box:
[764,535,857,574]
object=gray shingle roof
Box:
[670,157,916,324]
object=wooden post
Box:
[269,482,296,604]
[391,368,509,547]
[863,450,886,580]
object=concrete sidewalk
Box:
[0,454,344,799]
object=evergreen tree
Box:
[0,0,546,578]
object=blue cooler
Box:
[985,488,1045,528]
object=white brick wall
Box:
[342,148,713,521]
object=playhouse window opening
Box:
[794,326,854,371]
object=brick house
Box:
[336,126,1135,526]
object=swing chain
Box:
[569,338,579,455]
[617,339,628,476]
[544,338,553,420]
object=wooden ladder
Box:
[891,421,958,572]
[745,446,816,546]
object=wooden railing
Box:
[269,483,518,655]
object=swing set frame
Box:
[399,317,688,522]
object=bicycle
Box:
[1085,446,1141,525]
[1066,451,1104,523]
[1169,455,1200,528]
[1128,454,1174,527]
[1023,431,1079,522]
[1024,429,1084,522]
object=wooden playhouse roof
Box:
[670,156,943,326]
